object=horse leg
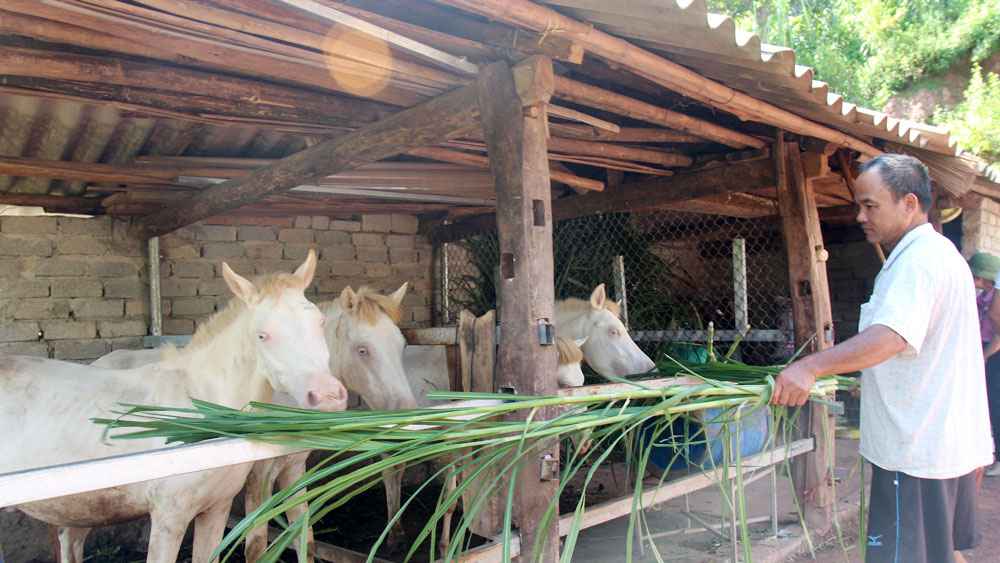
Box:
[145,510,190,563]
[380,459,406,552]
[244,460,273,563]
[57,526,91,563]
[275,456,314,563]
[192,497,234,563]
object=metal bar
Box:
[400,328,791,345]
[441,242,451,324]
[733,237,748,334]
[612,255,629,329]
[629,329,789,342]
[148,237,162,337]
[276,0,479,75]
[556,438,814,536]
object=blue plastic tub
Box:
[640,405,770,475]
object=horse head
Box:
[221,249,347,412]
[555,336,587,387]
[558,284,656,379]
[325,283,418,410]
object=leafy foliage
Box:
[706,0,1000,108]
[935,63,1000,166]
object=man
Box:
[770,153,992,562]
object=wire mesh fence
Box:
[437,211,793,366]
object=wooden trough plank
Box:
[0,438,306,507]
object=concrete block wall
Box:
[0,213,434,364]
[960,193,1000,258]
[823,228,883,341]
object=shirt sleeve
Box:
[868,257,937,355]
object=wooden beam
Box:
[1,1,428,106]
[364,0,584,64]
[478,58,560,561]
[433,0,882,157]
[548,123,704,143]
[0,47,393,127]
[546,136,692,168]
[406,146,604,193]
[430,159,776,242]
[774,135,836,530]
[0,193,104,215]
[547,104,620,133]
[552,76,764,149]
[130,75,493,238]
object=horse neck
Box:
[554,305,590,340]
[176,311,274,407]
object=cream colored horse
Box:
[87,284,417,562]
[554,284,656,378]
[0,250,347,563]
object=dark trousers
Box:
[865,465,980,562]
[987,352,1000,457]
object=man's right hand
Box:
[770,360,818,407]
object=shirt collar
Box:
[882,223,934,271]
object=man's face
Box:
[854,168,917,250]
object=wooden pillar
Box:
[478,57,559,561]
[774,134,836,530]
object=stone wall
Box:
[0,213,434,364]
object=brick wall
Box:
[823,225,883,342]
[960,193,1000,258]
[0,213,434,363]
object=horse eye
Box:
[610,330,618,337]
[258,333,268,341]
[358,346,368,356]
[320,318,326,328]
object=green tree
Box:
[706,0,1000,108]
[935,63,1000,166]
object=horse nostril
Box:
[306,390,321,408]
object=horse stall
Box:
[1,1,995,562]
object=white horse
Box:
[554,284,656,378]
[87,283,417,562]
[404,283,654,405]
[0,250,347,563]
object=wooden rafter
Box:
[430,158,777,242]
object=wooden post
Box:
[478,57,559,561]
[774,134,836,531]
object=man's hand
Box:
[770,360,818,407]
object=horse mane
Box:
[555,336,584,366]
[555,296,622,319]
[170,271,305,355]
[321,286,403,326]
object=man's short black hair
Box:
[859,153,932,212]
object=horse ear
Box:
[293,249,318,289]
[221,262,256,302]
[340,286,358,315]
[389,282,408,305]
[589,284,606,311]
[573,336,588,347]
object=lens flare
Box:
[322,26,391,97]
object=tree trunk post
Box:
[774,134,837,531]
[478,56,559,561]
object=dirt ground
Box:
[790,470,1000,562]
